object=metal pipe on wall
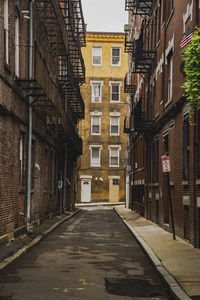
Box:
[26,0,33,232]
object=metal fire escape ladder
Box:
[133,25,156,74]
[34,0,85,124]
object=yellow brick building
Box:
[78,32,128,203]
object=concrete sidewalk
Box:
[0,209,81,271]
[115,205,200,300]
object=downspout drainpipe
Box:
[63,143,67,211]
[26,0,33,232]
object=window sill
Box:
[182,181,189,186]
[90,165,101,168]
[110,134,120,136]
[165,98,173,108]
[109,165,120,168]
[111,64,121,67]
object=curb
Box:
[0,209,81,271]
[114,207,191,300]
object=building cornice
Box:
[86,32,125,43]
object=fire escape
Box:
[15,0,86,155]
[124,0,156,136]
[125,0,154,14]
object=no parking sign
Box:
[161,155,170,173]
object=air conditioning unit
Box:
[127,165,131,172]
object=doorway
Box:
[109,177,120,202]
[81,179,91,203]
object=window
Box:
[91,81,103,102]
[91,116,101,135]
[113,178,119,185]
[15,16,19,76]
[164,0,174,23]
[109,146,121,167]
[90,146,102,167]
[19,132,25,187]
[110,116,120,135]
[4,0,9,64]
[111,48,121,66]
[167,52,173,101]
[183,115,189,180]
[92,47,102,65]
[110,82,121,102]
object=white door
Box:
[81,179,91,202]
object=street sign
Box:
[161,155,170,173]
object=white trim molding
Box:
[183,0,194,32]
[165,34,175,64]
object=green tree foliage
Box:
[182,27,200,114]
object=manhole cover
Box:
[105,278,164,297]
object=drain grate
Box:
[105,278,164,297]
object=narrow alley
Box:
[0,207,173,300]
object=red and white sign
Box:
[161,155,170,173]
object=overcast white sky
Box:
[81,0,128,33]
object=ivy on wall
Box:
[182,27,200,114]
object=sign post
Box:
[161,155,176,240]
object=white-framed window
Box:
[167,51,173,101]
[110,116,120,135]
[4,0,9,64]
[90,145,102,167]
[108,145,121,167]
[111,47,121,66]
[90,81,103,102]
[91,116,101,135]
[15,16,20,76]
[109,81,122,102]
[92,47,102,66]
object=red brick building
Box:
[124,0,200,247]
[0,0,85,240]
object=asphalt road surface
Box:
[0,206,174,300]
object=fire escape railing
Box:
[124,33,134,54]
[125,0,154,15]
[133,98,154,135]
[125,0,135,11]
[60,0,86,84]
[133,25,156,74]
[33,0,85,125]
[14,0,86,154]
[124,73,135,94]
